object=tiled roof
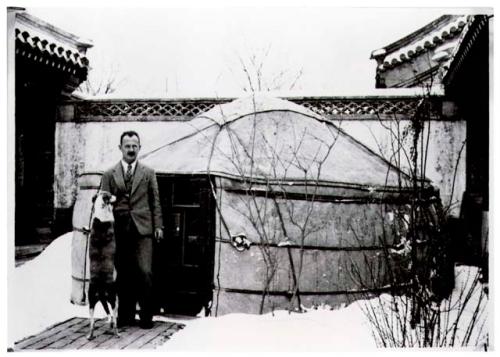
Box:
[371,15,471,72]
[14,11,92,74]
[442,15,490,86]
[15,28,90,71]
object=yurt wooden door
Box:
[154,175,215,316]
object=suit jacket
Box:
[101,161,163,236]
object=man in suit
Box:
[101,130,163,329]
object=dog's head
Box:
[92,191,116,223]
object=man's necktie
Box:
[125,164,133,191]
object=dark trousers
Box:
[114,213,153,323]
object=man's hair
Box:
[120,131,141,145]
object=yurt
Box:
[72,94,438,316]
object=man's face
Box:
[119,135,141,163]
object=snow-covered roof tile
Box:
[14,11,92,72]
[372,15,471,72]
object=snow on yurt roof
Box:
[142,94,413,189]
[196,94,324,125]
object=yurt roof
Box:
[141,94,416,189]
[195,94,324,125]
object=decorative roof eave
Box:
[15,28,90,74]
[14,10,92,75]
[372,15,454,57]
[15,11,92,52]
[442,15,490,87]
[371,15,470,72]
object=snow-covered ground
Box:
[8,233,489,351]
[161,304,375,351]
[9,233,89,344]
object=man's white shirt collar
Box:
[121,160,138,175]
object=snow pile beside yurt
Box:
[9,233,88,343]
[159,304,376,351]
[357,265,489,348]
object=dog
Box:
[86,190,120,340]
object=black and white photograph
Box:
[5,0,494,352]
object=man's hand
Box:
[154,228,164,243]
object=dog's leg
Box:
[101,296,111,323]
[87,285,98,340]
[86,306,96,340]
[100,294,119,336]
[111,297,120,337]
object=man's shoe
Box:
[139,320,154,329]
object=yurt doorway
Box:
[154,175,215,316]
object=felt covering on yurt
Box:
[140,95,434,314]
[141,94,416,190]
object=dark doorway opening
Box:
[154,175,215,316]
[15,60,59,246]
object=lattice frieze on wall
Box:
[71,97,432,121]
[75,100,231,118]
[293,98,420,116]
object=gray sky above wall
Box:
[27,6,481,98]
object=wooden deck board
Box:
[48,318,108,349]
[79,321,117,349]
[142,324,184,349]
[14,317,186,350]
[104,325,145,349]
[15,317,82,349]
[123,323,165,349]
[61,332,96,350]
[17,318,87,350]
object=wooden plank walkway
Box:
[14,317,185,350]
